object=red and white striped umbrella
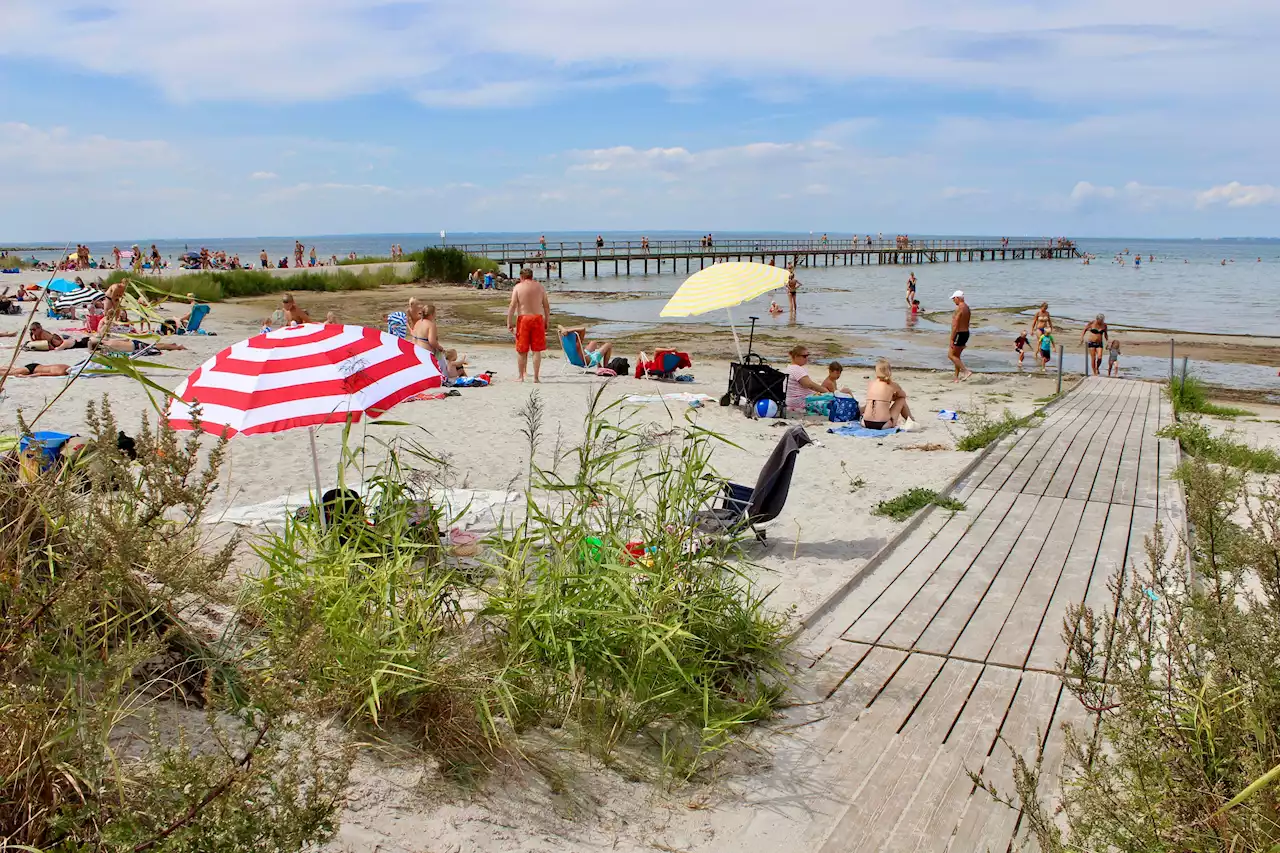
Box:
[167,323,442,436]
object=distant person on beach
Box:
[324,311,338,325]
[1014,331,1029,365]
[309,247,317,267]
[786,265,799,314]
[906,272,916,306]
[769,300,783,316]
[1081,313,1109,376]
[948,290,972,381]
[1029,302,1053,338]
[863,359,913,430]
[410,301,457,380]
[507,268,550,383]
[783,344,825,412]
[1108,338,1121,376]
[280,293,311,325]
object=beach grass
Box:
[1157,418,1280,474]
[105,265,412,303]
[1167,373,1255,418]
[873,488,966,521]
[248,391,791,777]
[955,408,1041,452]
[412,247,500,282]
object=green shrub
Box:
[1157,418,1280,474]
[0,399,350,851]
[872,488,966,521]
[248,393,792,776]
[980,459,1280,852]
[1167,373,1255,418]
[412,247,499,282]
[955,409,1040,452]
[105,266,411,302]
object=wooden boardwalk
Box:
[731,378,1183,852]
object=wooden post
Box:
[1169,339,1175,381]
[1057,345,1064,395]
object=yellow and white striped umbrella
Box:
[660,261,790,318]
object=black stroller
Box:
[721,316,787,409]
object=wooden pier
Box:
[723,378,1182,851]
[449,238,1080,279]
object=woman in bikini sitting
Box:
[863,358,912,430]
[1080,313,1109,376]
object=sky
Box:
[1,0,1278,241]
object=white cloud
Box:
[2,0,1275,104]
[0,122,175,176]
[1195,181,1280,208]
[250,171,278,180]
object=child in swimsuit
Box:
[1108,338,1121,376]
[1037,329,1054,369]
[1014,332,1029,365]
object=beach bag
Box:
[828,396,860,423]
[607,357,629,376]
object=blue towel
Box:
[828,424,898,438]
[386,311,408,339]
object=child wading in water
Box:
[1108,338,1121,376]
[1014,332,1029,366]
[1037,328,1054,370]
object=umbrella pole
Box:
[725,307,745,361]
[309,426,326,530]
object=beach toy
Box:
[756,398,780,419]
[937,409,959,421]
[449,528,481,557]
[580,535,605,563]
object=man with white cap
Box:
[948,290,972,381]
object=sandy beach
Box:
[6,271,1280,853]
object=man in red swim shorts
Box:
[506,267,551,382]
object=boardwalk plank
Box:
[1054,380,1140,500]
[841,491,1010,645]
[947,496,1067,663]
[1025,501,1110,672]
[908,494,1044,657]
[987,498,1088,668]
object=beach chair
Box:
[692,425,812,542]
[558,331,597,376]
[178,303,210,334]
[636,350,691,381]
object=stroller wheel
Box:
[719,392,732,407]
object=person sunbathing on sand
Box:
[559,326,614,368]
[28,322,89,351]
[4,362,72,377]
[863,359,913,429]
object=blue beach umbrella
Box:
[47,278,80,293]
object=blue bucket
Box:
[19,431,74,471]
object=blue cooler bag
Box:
[828,396,861,423]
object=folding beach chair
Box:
[692,425,812,542]
[636,350,691,381]
[558,330,598,377]
[178,303,211,334]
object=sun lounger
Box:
[635,349,691,380]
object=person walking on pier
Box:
[948,290,972,382]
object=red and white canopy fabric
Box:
[167,323,443,436]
